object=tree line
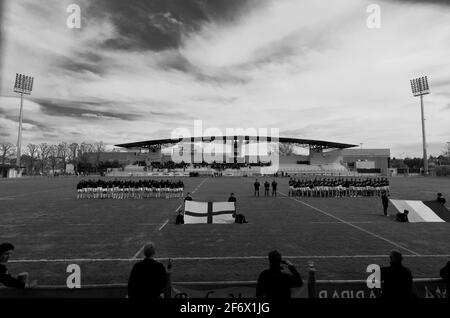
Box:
[0,141,120,175]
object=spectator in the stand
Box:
[254,179,260,197]
[0,243,34,289]
[436,193,446,205]
[381,191,389,216]
[128,242,168,300]
[395,209,409,222]
[184,192,193,201]
[380,250,414,298]
[264,180,270,197]
[271,180,278,197]
[439,260,450,298]
[256,250,303,299]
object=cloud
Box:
[0,0,449,157]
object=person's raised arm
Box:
[283,260,303,288]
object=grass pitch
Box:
[1,175,449,286]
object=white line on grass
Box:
[0,189,66,199]
[278,191,421,256]
[191,178,208,194]
[308,221,391,224]
[132,177,208,259]
[158,219,169,231]
[9,254,450,263]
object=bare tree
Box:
[0,142,16,164]
[69,142,79,162]
[78,142,95,156]
[48,145,59,174]
[26,143,40,174]
[94,141,106,171]
[279,143,294,156]
[68,143,79,173]
[39,143,51,174]
[57,142,70,172]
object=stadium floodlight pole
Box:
[13,73,34,174]
[410,76,430,175]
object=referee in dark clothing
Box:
[256,250,303,299]
[128,243,168,300]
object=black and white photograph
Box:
[0,0,449,310]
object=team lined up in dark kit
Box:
[76,179,184,199]
[287,177,390,197]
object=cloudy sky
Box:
[0,0,449,157]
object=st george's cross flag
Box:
[184,200,235,224]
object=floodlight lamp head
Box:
[410,76,430,97]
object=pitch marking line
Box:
[158,219,169,231]
[0,188,68,199]
[132,178,208,259]
[278,191,421,256]
[9,254,450,263]
[132,220,168,259]
[191,177,208,194]
[308,221,391,224]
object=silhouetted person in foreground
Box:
[0,243,35,289]
[256,250,303,299]
[396,209,409,222]
[128,243,168,300]
[381,191,389,216]
[380,250,414,298]
[436,193,446,205]
[439,260,450,298]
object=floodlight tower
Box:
[410,76,430,175]
[13,73,34,173]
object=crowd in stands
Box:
[76,179,184,199]
[1,242,449,300]
[287,177,390,198]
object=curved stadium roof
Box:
[116,136,357,150]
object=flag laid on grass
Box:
[184,201,235,224]
[390,199,450,223]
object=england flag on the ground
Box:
[184,201,235,224]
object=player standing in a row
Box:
[77,179,184,199]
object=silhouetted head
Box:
[0,243,14,263]
[268,250,282,268]
[403,209,409,215]
[389,250,403,265]
[143,242,156,258]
